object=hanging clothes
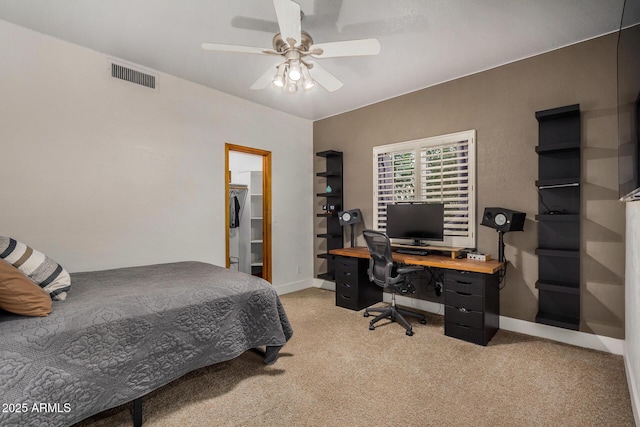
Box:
[230,195,241,228]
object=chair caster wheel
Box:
[369,324,375,330]
[406,329,414,336]
[363,312,369,317]
[420,319,427,324]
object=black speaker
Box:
[481,207,526,232]
[338,209,362,226]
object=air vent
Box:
[109,60,157,90]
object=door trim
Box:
[225,143,272,283]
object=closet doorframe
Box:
[225,143,272,283]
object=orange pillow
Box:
[0,260,52,316]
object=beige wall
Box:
[314,33,625,339]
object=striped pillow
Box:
[0,236,71,301]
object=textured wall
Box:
[313,33,625,338]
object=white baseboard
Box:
[312,278,336,291]
[499,315,624,355]
[273,278,315,295]
[624,352,640,426]
[300,282,625,355]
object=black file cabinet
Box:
[444,270,500,346]
[334,257,382,311]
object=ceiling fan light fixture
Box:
[272,63,287,87]
[287,59,302,81]
[301,64,315,91]
[285,80,298,94]
[202,0,380,95]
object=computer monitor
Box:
[385,202,445,245]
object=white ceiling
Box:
[0,0,637,121]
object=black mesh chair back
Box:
[362,229,394,287]
[362,229,427,336]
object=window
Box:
[373,130,476,248]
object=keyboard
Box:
[395,248,430,256]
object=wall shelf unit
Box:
[237,170,263,277]
[535,104,581,330]
[316,150,343,281]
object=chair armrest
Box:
[396,266,423,274]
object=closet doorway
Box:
[225,143,272,283]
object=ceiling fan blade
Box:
[273,0,301,46]
[311,38,381,58]
[230,16,279,34]
[201,43,274,55]
[307,61,343,92]
[250,64,278,90]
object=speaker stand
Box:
[349,223,356,248]
[497,230,505,263]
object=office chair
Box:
[362,229,427,336]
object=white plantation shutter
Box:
[374,148,416,229]
[373,130,476,248]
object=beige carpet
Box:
[76,287,634,427]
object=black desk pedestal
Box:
[334,257,382,310]
[332,254,500,346]
[444,270,500,346]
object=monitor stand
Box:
[391,242,466,259]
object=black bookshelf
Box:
[316,150,343,281]
[535,104,581,330]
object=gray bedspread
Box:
[0,261,293,427]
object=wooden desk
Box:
[329,246,504,346]
[330,247,504,274]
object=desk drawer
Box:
[445,290,483,312]
[336,280,358,298]
[445,271,485,295]
[445,322,486,346]
[336,258,362,284]
[336,289,360,310]
[445,305,483,329]
[335,257,360,274]
[334,269,360,286]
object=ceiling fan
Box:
[201,0,381,94]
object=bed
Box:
[0,261,293,427]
